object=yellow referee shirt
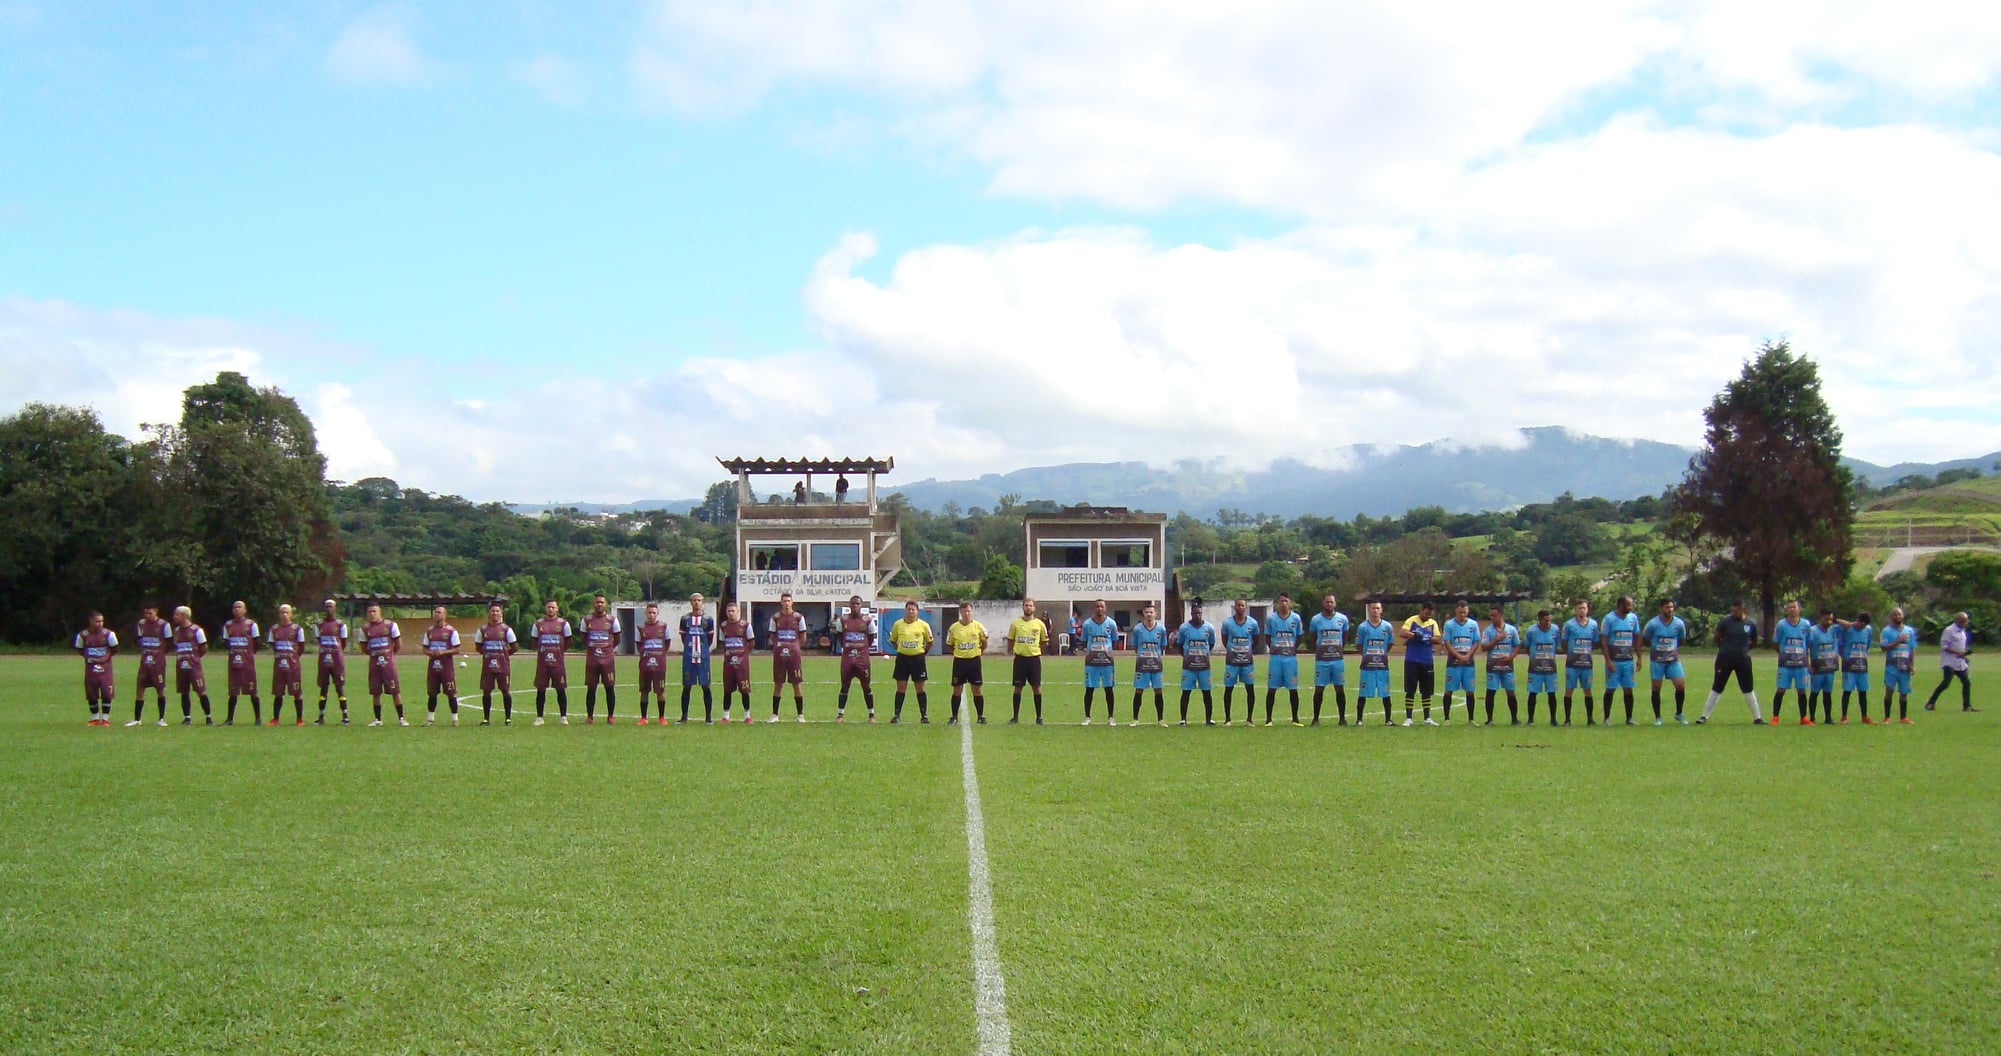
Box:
[1006,617,1048,657]
[889,617,934,656]
[946,621,988,659]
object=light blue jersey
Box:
[1220,615,1259,668]
[1354,618,1395,697]
[1178,622,1217,693]
[1774,616,1813,691]
[1130,622,1169,691]
[1523,623,1561,694]
[1441,616,1482,694]
[1309,611,1350,687]
[1642,616,1688,681]
[1263,610,1302,691]
[1881,623,1917,693]
[1483,622,1520,693]
[1080,616,1119,690]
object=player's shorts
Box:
[175,660,206,694]
[1843,671,1870,693]
[840,659,871,688]
[1181,668,1213,693]
[1711,655,1754,693]
[1777,666,1809,691]
[482,667,513,694]
[1133,670,1162,691]
[894,654,930,683]
[1883,668,1912,694]
[1267,656,1299,691]
[83,664,114,701]
[227,657,257,694]
[952,658,984,686]
[365,656,399,695]
[1360,669,1390,698]
[426,661,456,695]
[137,655,167,691]
[1565,667,1594,691]
[1011,656,1042,688]
[1223,663,1255,688]
[1444,664,1476,693]
[1486,670,1517,693]
[1527,671,1558,695]
[1314,659,1345,687]
[271,658,302,696]
[1810,672,1834,694]
[684,660,713,688]
[724,660,751,695]
[1403,663,1435,699]
[1083,664,1115,689]
[584,656,616,688]
[772,654,803,686]
[317,660,345,690]
[1606,660,1637,690]
[1650,660,1685,682]
[534,658,567,691]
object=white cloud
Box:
[514,52,587,105]
[308,383,396,481]
[325,6,437,86]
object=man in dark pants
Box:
[1924,611,1975,712]
[1699,599,1764,724]
[1398,603,1439,726]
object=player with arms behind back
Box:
[74,611,117,726]
[315,599,349,725]
[838,596,877,722]
[767,593,808,722]
[128,604,170,726]
[946,603,989,724]
[1078,599,1120,726]
[721,602,755,723]
[476,604,518,725]
[581,594,621,724]
[422,605,462,726]
[221,600,261,726]
[1129,604,1169,725]
[361,603,405,727]
[267,604,307,726]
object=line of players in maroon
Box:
[71,590,890,728]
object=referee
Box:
[1925,611,1975,712]
[1699,599,1764,724]
[946,604,990,724]
[1007,599,1049,724]
[888,600,934,723]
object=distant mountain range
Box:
[514,427,2000,520]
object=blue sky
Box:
[5,2,2000,501]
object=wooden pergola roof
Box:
[718,457,894,476]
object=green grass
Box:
[5,653,1999,1053]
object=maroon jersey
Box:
[636,621,670,674]
[423,624,460,670]
[173,623,208,669]
[582,614,620,661]
[362,620,400,660]
[840,616,872,666]
[316,617,348,667]
[75,628,116,673]
[268,622,305,670]
[771,613,805,661]
[135,618,170,669]
[533,617,571,665]
[721,620,750,673]
[477,623,516,673]
[224,618,259,667]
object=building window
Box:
[1038,541,1090,569]
[809,543,862,571]
[1101,541,1152,568]
[748,544,799,571]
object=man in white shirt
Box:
[1924,612,1975,712]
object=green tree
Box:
[1252,560,1303,600]
[977,554,1024,600]
[152,371,345,620]
[0,404,150,640]
[1671,340,1854,632]
[1533,513,1616,566]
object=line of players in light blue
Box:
[1070,591,1932,727]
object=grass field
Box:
[4,652,1998,1054]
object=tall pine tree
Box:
[1671,340,1854,632]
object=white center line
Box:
[960,702,1013,1056]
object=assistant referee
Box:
[888,600,934,723]
[1007,599,1049,724]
